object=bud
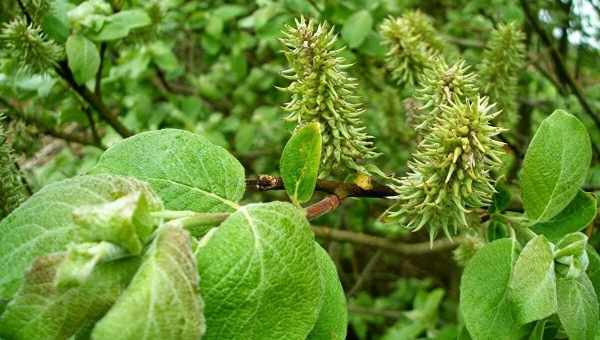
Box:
[0,17,63,75]
[280,17,379,176]
[388,97,505,240]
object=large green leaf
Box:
[342,10,373,48]
[66,34,100,85]
[521,110,592,223]
[460,238,527,340]
[92,129,245,213]
[196,202,321,339]
[556,274,599,340]
[509,235,557,324]
[532,190,597,241]
[90,10,152,41]
[280,122,322,204]
[307,244,347,340]
[0,174,161,301]
[0,254,139,340]
[92,225,204,339]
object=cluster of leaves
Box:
[0,129,348,340]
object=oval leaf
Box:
[532,190,597,241]
[460,238,528,340]
[342,11,373,48]
[521,110,592,223]
[0,254,139,340]
[0,174,161,301]
[307,244,347,340]
[92,129,245,213]
[280,122,322,204]
[509,235,557,324]
[66,34,100,85]
[556,274,599,340]
[92,225,205,339]
[196,202,322,339]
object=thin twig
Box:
[521,0,600,128]
[83,106,102,147]
[347,249,383,297]
[95,42,107,97]
[247,175,396,199]
[312,226,464,255]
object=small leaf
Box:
[521,110,592,223]
[196,202,322,339]
[532,190,597,241]
[554,232,589,278]
[307,244,347,340]
[556,274,599,340]
[586,246,600,299]
[509,235,557,324]
[342,10,373,48]
[41,14,69,43]
[280,122,322,204]
[66,34,100,84]
[527,320,548,340]
[0,175,162,301]
[90,10,151,41]
[92,129,245,213]
[0,254,139,340]
[92,225,205,339]
[460,238,528,340]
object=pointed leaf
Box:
[0,254,139,340]
[92,129,245,213]
[557,274,599,340]
[0,175,162,301]
[342,11,373,48]
[92,225,204,339]
[509,235,557,324]
[66,34,100,85]
[280,122,322,204]
[460,239,528,340]
[196,202,322,339]
[532,190,597,241]
[521,110,592,223]
[307,244,347,340]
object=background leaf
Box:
[0,175,161,301]
[342,11,373,48]
[92,225,205,340]
[196,202,322,339]
[521,110,592,223]
[92,129,245,214]
[0,254,139,340]
[66,34,100,85]
[280,122,322,204]
[532,190,597,241]
[307,244,347,340]
[460,238,527,340]
[556,274,599,340]
[509,235,557,324]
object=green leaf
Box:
[280,122,322,204]
[586,246,600,298]
[196,202,322,339]
[555,232,589,278]
[90,10,151,41]
[521,110,592,223]
[0,254,139,340]
[212,5,249,21]
[509,235,557,324]
[342,10,373,48]
[532,190,597,241]
[0,174,162,301]
[556,274,599,340]
[92,129,245,213]
[307,244,347,340]
[527,320,547,340]
[66,34,100,85]
[41,14,69,43]
[92,225,205,339]
[460,238,528,340]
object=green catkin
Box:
[0,17,63,75]
[0,115,28,219]
[280,17,379,176]
[380,11,443,88]
[388,97,505,240]
[414,58,478,132]
[478,23,525,117]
